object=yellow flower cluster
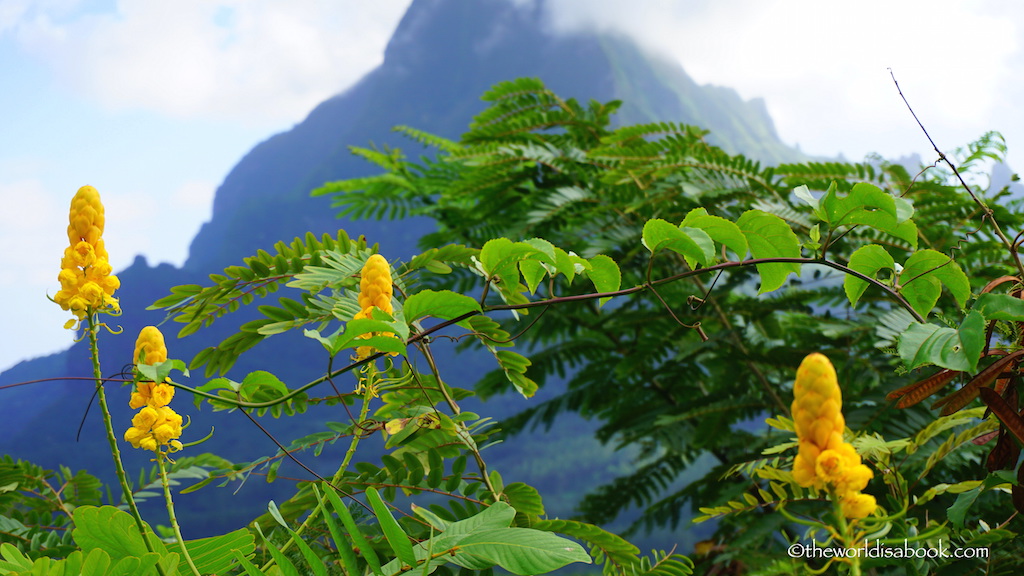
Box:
[353,254,396,360]
[54,186,120,328]
[791,353,876,519]
[124,327,183,453]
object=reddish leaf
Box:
[986,430,1021,472]
[979,387,1024,447]
[887,369,960,409]
[973,430,1000,445]
[979,276,1021,294]
[932,351,1023,416]
[995,377,1014,397]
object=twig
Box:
[890,68,1024,280]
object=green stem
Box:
[85,314,165,574]
[831,494,861,576]
[413,344,500,501]
[263,365,376,568]
[158,454,201,576]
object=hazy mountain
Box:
[0,0,800,544]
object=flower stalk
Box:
[158,453,200,576]
[53,187,162,569]
[85,315,159,564]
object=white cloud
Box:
[0,179,64,287]
[544,0,1022,166]
[0,179,77,372]
[13,0,413,126]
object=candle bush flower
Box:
[353,253,396,360]
[125,326,183,453]
[791,352,876,519]
[53,185,120,328]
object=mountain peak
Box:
[384,0,545,70]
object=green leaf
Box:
[424,260,453,274]
[379,506,521,576]
[736,209,801,293]
[453,528,591,575]
[403,290,482,323]
[165,528,255,576]
[502,482,545,516]
[330,315,409,357]
[312,486,362,576]
[844,244,895,308]
[283,524,328,576]
[518,259,547,294]
[971,293,1024,321]
[586,254,620,307]
[446,502,517,534]
[232,549,266,576]
[253,523,300,576]
[641,219,715,266]
[947,486,981,528]
[479,238,547,282]
[0,543,33,571]
[898,311,986,372]
[322,486,383,576]
[412,504,450,531]
[80,548,112,576]
[495,350,538,398]
[820,182,918,246]
[72,506,168,565]
[136,359,188,384]
[900,250,970,317]
[551,247,584,284]
[680,207,748,260]
[239,370,288,401]
[366,487,417,569]
[792,185,824,220]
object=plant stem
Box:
[86,314,165,574]
[414,343,500,500]
[264,366,376,567]
[832,495,861,576]
[158,454,201,576]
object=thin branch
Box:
[890,68,1024,280]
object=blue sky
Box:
[2,0,1022,371]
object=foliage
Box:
[4,76,1024,575]
[313,77,1024,572]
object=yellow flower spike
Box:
[358,254,394,314]
[790,353,875,519]
[352,254,399,361]
[54,186,119,325]
[126,326,184,453]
